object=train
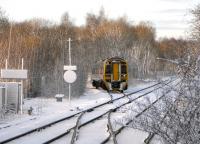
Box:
[91,57,128,92]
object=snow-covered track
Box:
[107,110,118,144]
[70,112,85,144]
[101,80,180,144]
[107,91,114,101]
[94,109,121,144]
[44,78,176,144]
[0,78,174,144]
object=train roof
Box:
[104,57,126,62]
[95,57,127,64]
[104,57,126,63]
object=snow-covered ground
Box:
[0,78,171,144]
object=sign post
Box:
[21,58,24,114]
[63,38,77,105]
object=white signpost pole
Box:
[68,38,71,104]
[63,38,77,106]
[68,38,72,66]
[5,59,7,109]
[20,58,24,114]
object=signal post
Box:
[63,38,77,105]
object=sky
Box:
[0,0,199,39]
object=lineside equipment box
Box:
[0,86,6,111]
[0,82,22,112]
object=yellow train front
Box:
[92,57,128,92]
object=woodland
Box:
[0,6,199,98]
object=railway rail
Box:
[0,78,176,144]
[44,78,176,144]
[101,80,181,144]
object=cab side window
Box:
[121,65,127,74]
[105,65,111,74]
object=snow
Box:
[8,116,77,144]
[150,135,164,144]
[0,78,171,144]
[76,119,109,144]
[116,128,149,144]
[55,94,64,98]
[1,69,28,79]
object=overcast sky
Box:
[0,0,199,39]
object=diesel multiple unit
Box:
[92,57,128,92]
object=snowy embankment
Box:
[0,78,171,144]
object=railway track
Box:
[101,79,181,144]
[46,78,177,144]
[0,78,176,144]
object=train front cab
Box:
[103,58,128,92]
